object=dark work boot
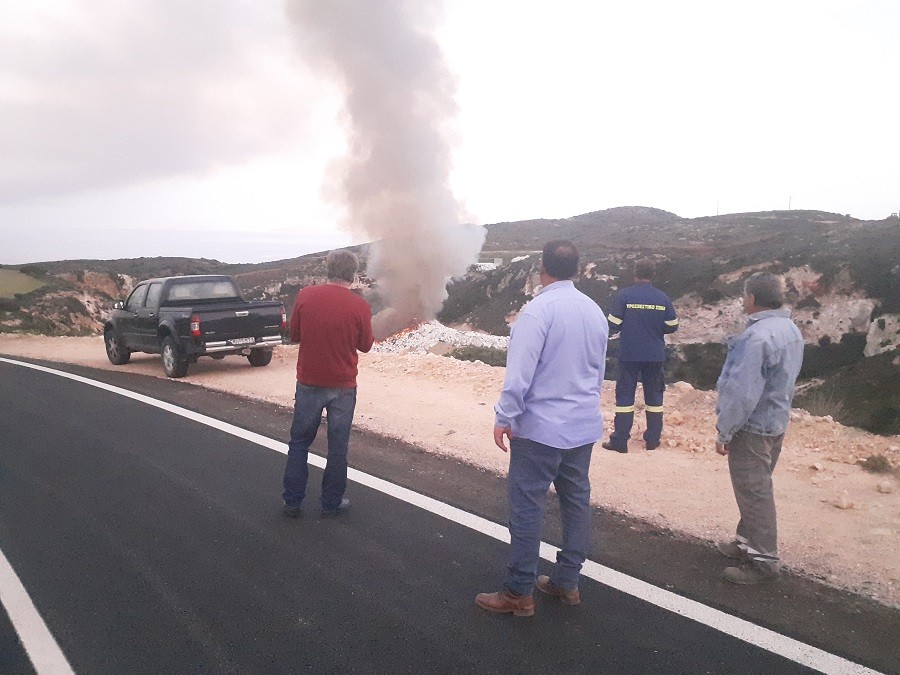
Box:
[644,410,663,450]
[610,412,634,452]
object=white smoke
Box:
[286,0,485,339]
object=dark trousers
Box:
[609,361,665,450]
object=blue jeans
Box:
[283,383,357,511]
[505,437,593,596]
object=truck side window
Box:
[145,283,163,308]
[125,285,149,311]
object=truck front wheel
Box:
[161,336,189,378]
[248,348,273,367]
[105,329,131,365]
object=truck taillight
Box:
[280,310,287,332]
[190,314,201,338]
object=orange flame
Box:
[374,317,422,343]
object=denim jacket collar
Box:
[746,308,792,326]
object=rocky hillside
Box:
[440,207,900,433]
[1,208,897,433]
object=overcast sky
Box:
[2,0,898,265]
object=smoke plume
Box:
[286,0,485,338]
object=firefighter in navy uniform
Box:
[602,259,678,453]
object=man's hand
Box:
[494,426,512,452]
[716,442,729,456]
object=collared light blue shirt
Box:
[716,308,804,443]
[495,280,609,449]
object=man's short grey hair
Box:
[744,272,784,309]
[326,250,359,282]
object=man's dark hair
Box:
[745,272,784,309]
[634,258,656,280]
[542,240,579,280]
[326,250,359,282]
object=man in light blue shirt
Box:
[476,240,609,617]
[714,272,803,585]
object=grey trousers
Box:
[727,429,784,572]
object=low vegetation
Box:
[858,454,896,475]
[797,388,846,419]
[793,351,899,436]
[447,346,507,367]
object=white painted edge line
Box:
[0,547,75,674]
[0,356,882,675]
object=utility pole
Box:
[788,196,792,210]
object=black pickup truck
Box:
[104,275,287,378]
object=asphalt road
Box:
[0,357,895,674]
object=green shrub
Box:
[62,296,89,314]
[17,265,48,278]
[799,388,845,419]
[858,454,895,474]
[19,315,57,335]
[447,346,507,367]
[869,407,899,435]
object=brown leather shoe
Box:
[475,590,535,617]
[536,575,581,605]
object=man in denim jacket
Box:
[714,272,803,584]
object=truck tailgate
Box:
[191,302,284,346]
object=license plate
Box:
[230,337,255,346]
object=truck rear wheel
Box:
[248,348,273,367]
[161,336,189,378]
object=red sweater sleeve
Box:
[357,303,374,353]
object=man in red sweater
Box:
[282,250,374,517]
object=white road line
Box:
[0,547,74,674]
[0,356,882,675]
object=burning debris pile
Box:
[372,320,509,355]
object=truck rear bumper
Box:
[199,335,284,353]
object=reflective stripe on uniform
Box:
[664,318,679,327]
[614,405,635,414]
[645,405,664,413]
[607,314,623,325]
